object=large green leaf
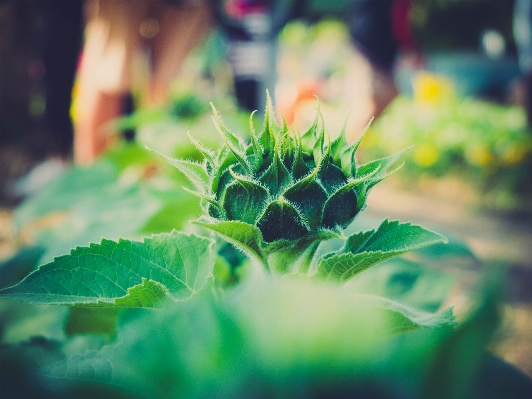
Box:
[317,220,447,282]
[0,231,214,307]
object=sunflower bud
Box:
[157,93,404,271]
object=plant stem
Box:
[298,241,321,275]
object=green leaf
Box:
[319,163,349,194]
[300,106,320,152]
[291,130,311,180]
[0,231,214,307]
[340,114,372,179]
[321,182,359,229]
[223,168,269,224]
[282,166,327,230]
[312,111,326,165]
[265,230,339,274]
[317,220,447,282]
[186,132,217,168]
[220,132,253,176]
[260,91,277,155]
[210,103,243,149]
[362,294,455,335]
[258,138,292,197]
[319,167,381,229]
[345,219,448,254]
[256,198,309,243]
[329,120,349,166]
[182,186,224,217]
[194,219,265,267]
[148,147,209,192]
[248,110,264,172]
[318,251,391,281]
[348,258,455,313]
[114,278,173,307]
[340,144,357,178]
[350,117,373,154]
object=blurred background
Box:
[1,0,531,379]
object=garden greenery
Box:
[0,93,447,306]
[0,94,530,399]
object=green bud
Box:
[165,93,402,246]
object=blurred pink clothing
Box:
[74,0,213,165]
[78,0,212,95]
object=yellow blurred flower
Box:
[466,145,493,166]
[500,146,527,165]
[413,143,439,167]
[413,71,455,105]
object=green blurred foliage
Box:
[2,274,528,399]
[1,91,530,399]
[364,95,532,210]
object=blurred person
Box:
[73,0,213,165]
[347,0,420,127]
[75,0,417,165]
[238,0,419,137]
[221,0,274,111]
[219,0,296,112]
[514,0,532,127]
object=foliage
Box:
[364,93,532,209]
[1,94,530,398]
[0,231,214,307]
[154,93,446,274]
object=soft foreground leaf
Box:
[226,277,455,368]
[347,258,455,313]
[29,275,532,399]
[359,294,455,335]
[0,231,214,307]
[317,220,447,282]
[37,276,457,399]
[40,300,246,399]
